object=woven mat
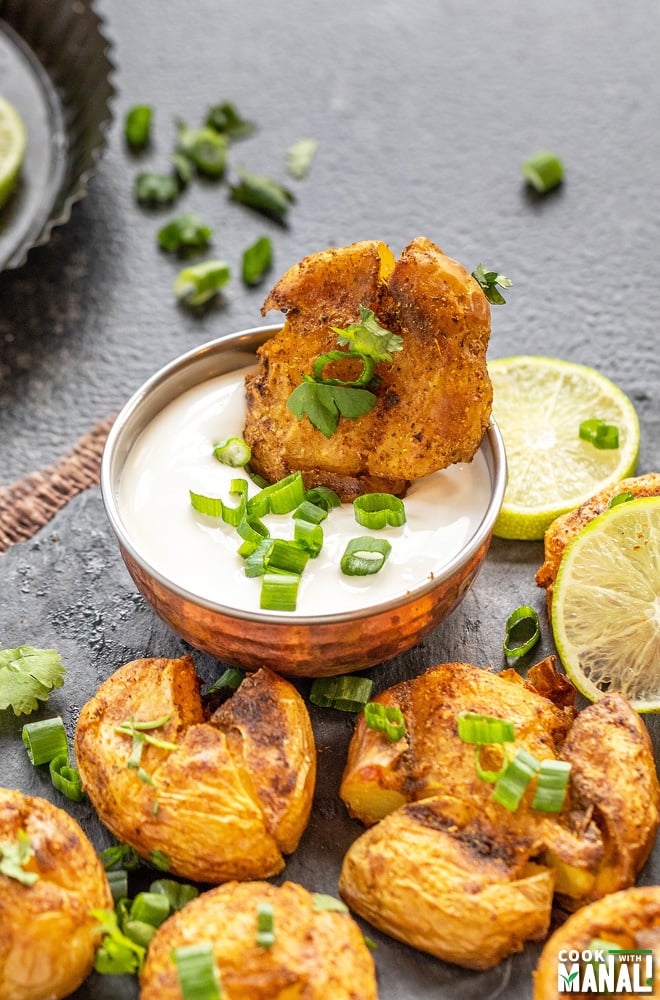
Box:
[0,415,115,555]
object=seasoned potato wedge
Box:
[244,237,492,499]
[75,657,316,883]
[339,795,555,970]
[534,886,660,1000]
[140,880,378,1000]
[0,787,112,1000]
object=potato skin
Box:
[75,657,316,882]
[534,886,660,1000]
[139,880,378,1000]
[0,787,112,1000]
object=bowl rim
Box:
[101,324,507,626]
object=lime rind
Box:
[551,496,660,712]
[0,96,27,210]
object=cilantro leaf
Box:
[0,646,66,716]
[92,908,146,975]
[287,381,376,438]
[471,263,513,305]
[333,305,403,362]
[0,830,39,886]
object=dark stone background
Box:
[1,2,659,998]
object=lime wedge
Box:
[551,496,660,711]
[489,356,639,540]
[0,96,27,210]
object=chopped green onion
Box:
[457,712,516,745]
[312,893,349,913]
[237,512,270,548]
[130,890,171,928]
[174,260,231,307]
[100,843,139,871]
[522,150,564,193]
[135,172,180,206]
[21,715,68,765]
[172,943,222,1000]
[213,437,251,467]
[474,743,511,783]
[609,491,635,508]
[150,878,199,910]
[305,486,341,512]
[471,264,513,305]
[229,166,295,221]
[149,849,170,871]
[309,675,374,712]
[208,668,245,693]
[93,908,146,975]
[206,101,255,139]
[49,753,85,802]
[0,830,38,886]
[248,471,306,516]
[246,467,269,490]
[292,499,328,525]
[177,122,228,177]
[363,936,378,951]
[242,538,273,576]
[340,536,392,576]
[256,902,275,949]
[364,702,406,741]
[287,137,318,179]
[503,606,541,658]
[122,918,158,949]
[124,105,152,150]
[313,350,376,388]
[353,493,406,529]
[106,868,128,903]
[242,236,273,287]
[221,479,248,527]
[493,748,540,812]
[264,539,309,575]
[158,213,212,253]
[293,519,324,557]
[190,490,224,517]
[172,152,193,188]
[532,759,571,813]
[260,572,300,612]
[579,418,620,450]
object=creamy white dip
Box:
[118,367,493,617]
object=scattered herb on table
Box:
[471,263,513,305]
[206,100,255,139]
[229,166,295,221]
[157,213,212,253]
[124,105,153,150]
[522,150,564,193]
[242,235,273,286]
[0,645,66,715]
[174,260,231,307]
[135,171,180,206]
[286,137,318,179]
[0,830,39,886]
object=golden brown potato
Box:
[536,472,660,609]
[75,657,316,883]
[139,880,378,1000]
[339,794,555,970]
[244,237,492,500]
[338,660,659,967]
[534,886,660,1000]
[0,787,112,1000]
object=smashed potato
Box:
[339,660,659,967]
[75,657,316,882]
[244,237,492,500]
[140,880,378,1000]
[0,787,112,1000]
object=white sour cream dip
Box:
[118,367,493,617]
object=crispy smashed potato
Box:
[536,472,660,609]
[75,657,316,883]
[534,886,660,1000]
[140,880,378,1000]
[0,787,112,1000]
[244,237,492,500]
[339,660,659,967]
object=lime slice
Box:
[489,356,639,540]
[551,496,660,711]
[0,96,27,210]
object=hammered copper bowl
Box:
[101,325,507,677]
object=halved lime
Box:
[551,496,660,712]
[489,356,639,540]
[0,96,27,210]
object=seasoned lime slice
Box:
[551,496,660,711]
[0,96,27,210]
[488,356,639,540]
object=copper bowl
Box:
[101,325,507,677]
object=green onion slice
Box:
[364,702,406,741]
[292,499,328,525]
[341,536,391,576]
[49,753,85,802]
[122,919,157,949]
[21,715,68,765]
[260,572,300,612]
[579,418,620,450]
[172,942,222,1000]
[149,849,170,871]
[100,843,140,871]
[213,437,251,467]
[92,909,146,976]
[150,878,199,911]
[353,493,406,530]
[256,902,275,949]
[457,712,516,745]
[503,606,541,659]
[305,486,341,512]
[135,172,180,206]
[229,166,295,221]
[312,350,376,387]
[609,490,634,508]
[177,123,228,177]
[242,236,273,287]
[312,893,349,913]
[310,675,374,712]
[248,471,306,516]
[130,890,171,928]
[237,512,270,547]
[190,490,224,518]
[286,137,318,179]
[474,743,511,784]
[264,539,309,575]
[522,150,564,193]
[124,105,152,150]
[532,759,571,813]
[294,520,324,557]
[174,261,231,307]
[221,479,248,527]
[206,101,255,139]
[493,748,540,812]
[106,868,128,903]
[158,213,212,253]
[0,830,39,886]
[242,538,273,577]
[208,668,245,693]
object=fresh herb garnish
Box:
[135,171,180,206]
[333,305,403,361]
[579,418,620,450]
[287,381,377,439]
[0,830,39,886]
[174,260,231,306]
[503,605,541,658]
[157,213,212,253]
[471,263,513,305]
[124,106,152,151]
[609,490,634,508]
[286,137,318,179]
[92,908,146,975]
[0,645,65,716]
[242,235,273,286]
[206,100,256,139]
[229,166,295,221]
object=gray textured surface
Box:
[1,1,660,998]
